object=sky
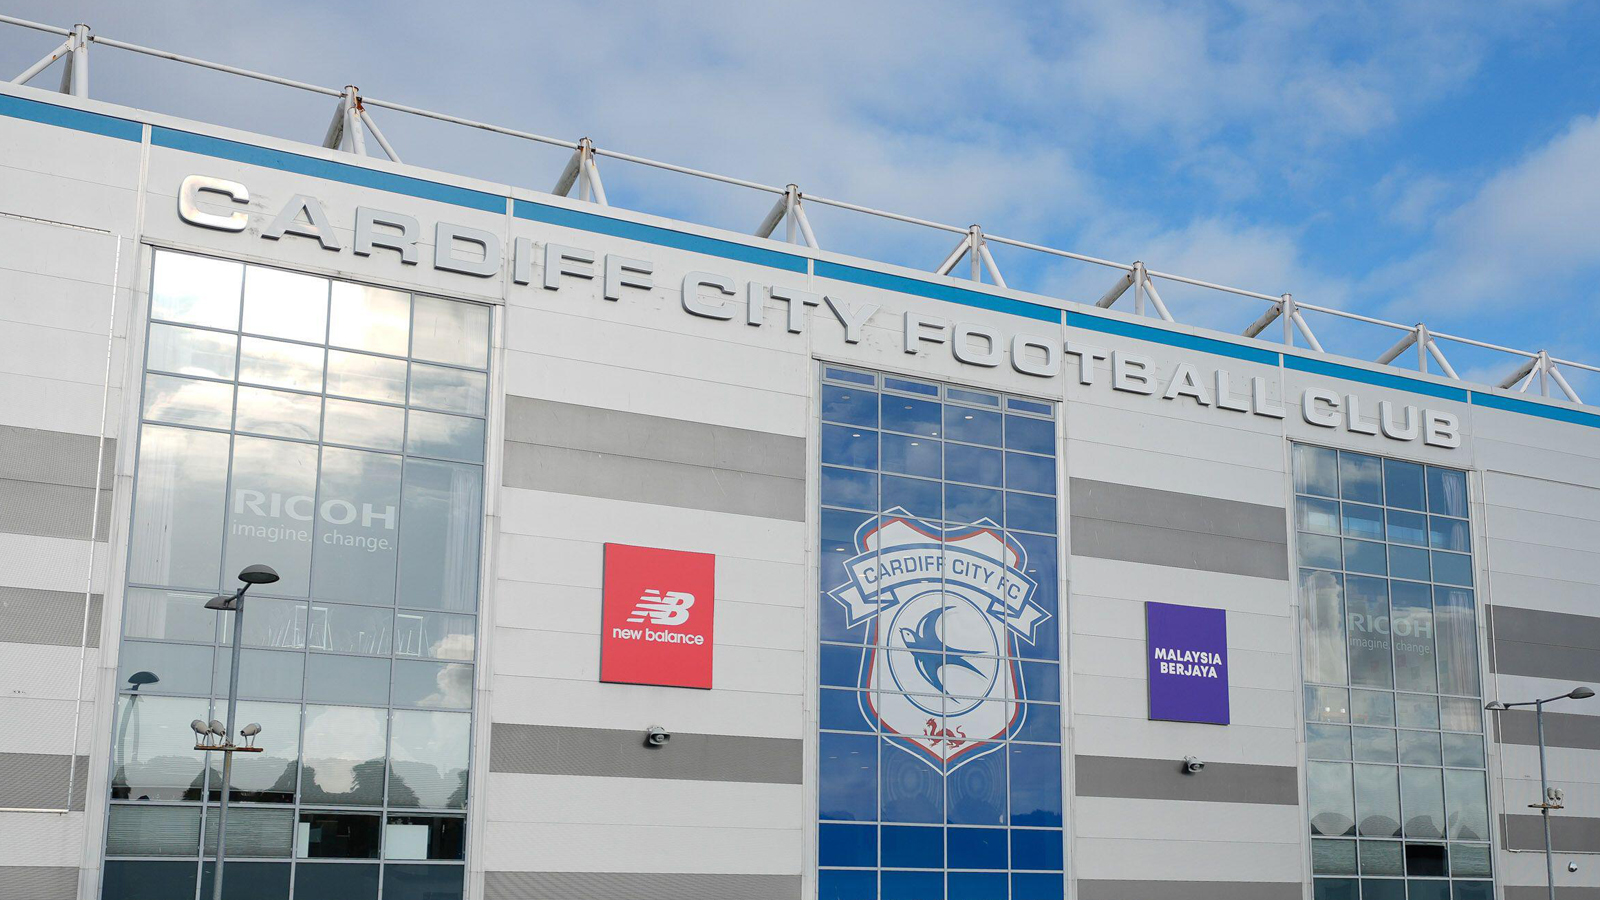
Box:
[3,0,1597,396]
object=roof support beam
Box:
[754,185,819,249]
[934,226,1005,287]
[12,23,87,96]
[552,137,608,205]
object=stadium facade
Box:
[0,56,1598,900]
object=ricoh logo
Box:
[611,590,704,645]
[231,489,397,552]
[1348,613,1433,655]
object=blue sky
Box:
[3,1,1597,395]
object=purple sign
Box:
[1146,601,1230,725]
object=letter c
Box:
[178,175,249,232]
[1302,388,1342,428]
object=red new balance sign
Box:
[600,543,716,689]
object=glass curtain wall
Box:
[817,365,1064,900]
[1293,444,1492,900]
[104,249,489,900]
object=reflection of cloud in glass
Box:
[421,664,473,708]
[303,705,386,794]
[429,633,475,662]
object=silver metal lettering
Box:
[1344,394,1379,435]
[1423,410,1462,449]
[433,222,501,278]
[682,271,736,319]
[903,313,948,354]
[771,285,822,334]
[746,282,766,327]
[1162,362,1212,405]
[1111,351,1155,394]
[1378,400,1419,441]
[1064,341,1108,385]
[177,175,249,232]
[1302,388,1342,427]
[1252,377,1287,418]
[263,194,342,251]
[952,323,1001,366]
[543,243,595,291]
[1010,334,1061,377]
[353,208,419,264]
[605,255,654,300]
[1214,369,1249,412]
[824,295,880,344]
[512,236,536,285]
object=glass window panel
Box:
[395,611,475,660]
[103,861,200,900]
[396,459,482,612]
[1341,503,1385,540]
[406,409,485,462]
[1295,444,1339,497]
[1441,732,1485,768]
[820,732,877,821]
[296,812,381,859]
[199,861,291,899]
[881,395,940,436]
[301,705,387,806]
[948,387,998,406]
[1307,723,1352,760]
[305,653,390,706]
[1004,451,1055,495]
[882,474,940,521]
[1352,726,1396,762]
[1445,768,1490,840]
[123,588,216,643]
[1427,467,1468,517]
[1449,843,1492,877]
[383,817,465,860]
[233,386,321,440]
[1003,414,1053,454]
[1312,839,1357,874]
[409,362,487,415]
[1345,575,1393,688]
[943,405,1002,446]
[1339,452,1383,503]
[1431,551,1473,586]
[1298,497,1341,535]
[224,436,319,597]
[1006,491,1056,535]
[106,804,201,856]
[147,323,237,380]
[239,336,325,393]
[323,398,404,452]
[1363,879,1407,900]
[213,648,305,702]
[1390,581,1437,693]
[1300,570,1348,685]
[308,602,393,656]
[142,373,234,428]
[326,350,407,403]
[1396,693,1440,729]
[1308,762,1355,836]
[1434,589,1481,698]
[1440,697,1482,733]
[118,640,214,696]
[151,252,243,330]
[1453,881,1493,900]
[1344,539,1387,575]
[1428,516,1470,552]
[328,282,410,356]
[1351,690,1395,725]
[1313,878,1358,900]
[202,806,295,857]
[820,465,876,510]
[242,266,328,343]
[1405,843,1449,877]
[220,597,308,649]
[297,862,380,900]
[111,695,208,801]
[1387,509,1428,546]
[881,433,941,478]
[1400,766,1446,838]
[392,660,472,709]
[1300,533,1343,569]
[1359,841,1404,875]
[1008,397,1053,416]
[821,425,877,469]
[945,442,1002,487]
[820,384,877,427]
[1383,459,1426,510]
[824,366,875,386]
[311,447,402,604]
[381,864,463,900]
[1307,686,1350,722]
[1354,764,1402,837]
[1389,545,1430,581]
[207,700,300,803]
[883,376,937,396]
[389,710,470,808]
[1398,730,1442,765]
[946,484,1003,524]
[411,296,489,368]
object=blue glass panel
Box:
[822,689,875,732]
[881,742,943,823]
[882,433,941,478]
[1007,397,1052,415]
[1361,880,1405,900]
[822,644,868,687]
[1313,879,1358,900]
[1428,516,1470,552]
[381,866,463,900]
[884,376,938,397]
[948,388,1000,407]
[823,466,877,511]
[200,861,292,900]
[945,443,1002,486]
[946,485,1003,524]
[1010,532,1058,662]
[1011,872,1065,899]
[1010,702,1061,743]
[1384,459,1425,510]
[294,863,378,900]
[1406,881,1450,900]
[826,367,876,386]
[1011,828,1064,870]
[1344,539,1387,575]
[822,384,878,427]
[823,425,879,469]
[818,869,877,900]
[947,748,1006,825]
[1005,492,1056,535]
[947,871,1006,900]
[947,827,1006,869]
[1452,883,1493,900]
[1009,744,1062,826]
[819,823,877,867]
[1426,467,1468,517]
[1341,503,1385,540]
[943,406,1002,446]
[1387,509,1428,546]
[882,475,941,521]
[1389,545,1430,581]
[1003,415,1053,454]
[1004,452,1055,495]
[103,862,199,900]
[881,824,942,868]
[882,395,941,437]
[822,510,876,643]
[820,732,878,821]
[1431,551,1472,586]
[1018,661,1060,702]
[881,870,943,900]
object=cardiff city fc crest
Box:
[829,509,1050,769]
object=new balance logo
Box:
[627,590,695,626]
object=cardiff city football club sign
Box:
[829,510,1050,768]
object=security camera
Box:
[1182,756,1205,774]
[1570,862,1579,873]
[645,726,671,747]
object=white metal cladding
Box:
[1,13,1595,406]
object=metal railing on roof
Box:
[4,13,1595,405]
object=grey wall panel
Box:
[1070,518,1290,580]
[1078,879,1301,900]
[0,586,102,647]
[0,478,110,540]
[1491,605,1600,681]
[489,723,801,784]
[1501,813,1600,852]
[1504,889,1600,900]
[0,425,115,490]
[503,443,804,521]
[1068,478,1289,579]
[1495,641,1600,682]
[1070,479,1289,543]
[1074,755,1299,805]
[484,871,799,900]
[0,752,89,809]
[1496,710,1600,751]
[0,866,77,900]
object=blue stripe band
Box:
[1284,354,1471,403]
[514,199,807,272]
[1471,391,1600,428]
[0,93,141,141]
[815,261,1061,324]
[1066,311,1281,365]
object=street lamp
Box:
[200,564,278,900]
[1485,685,1595,900]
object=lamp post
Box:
[1485,685,1596,900]
[199,564,279,900]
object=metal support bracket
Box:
[1501,351,1581,402]
[11,22,88,96]
[1094,263,1172,321]
[934,226,1006,287]
[754,184,819,248]
[552,137,608,205]
[1376,323,1455,378]
[321,86,401,162]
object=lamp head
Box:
[239,723,261,737]
[126,671,159,690]
[207,719,227,737]
[1484,701,1508,711]
[190,719,209,737]
[237,564,280,585]
[1569,687,1596,700]
[204,593,237,611]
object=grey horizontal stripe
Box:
[0,586,102,648]
[1494,709,1600,751]
[1070,479,1288,544]
[1078,880,1300,900]
[1505,888,1600,900]
[1491,605,1600,681]
[0,752,89,810]
[485,871,799,900]
[1075,755,1299,805]
[0,866,77,900]
[503,442,804,521]
[0,425,115,490]
[1495,639,1600,682]
[504,396,804,479]
[1502,813,1600,852]
[489,723,801,784]
[1070,517,1290,580]
[0,477,112,540]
